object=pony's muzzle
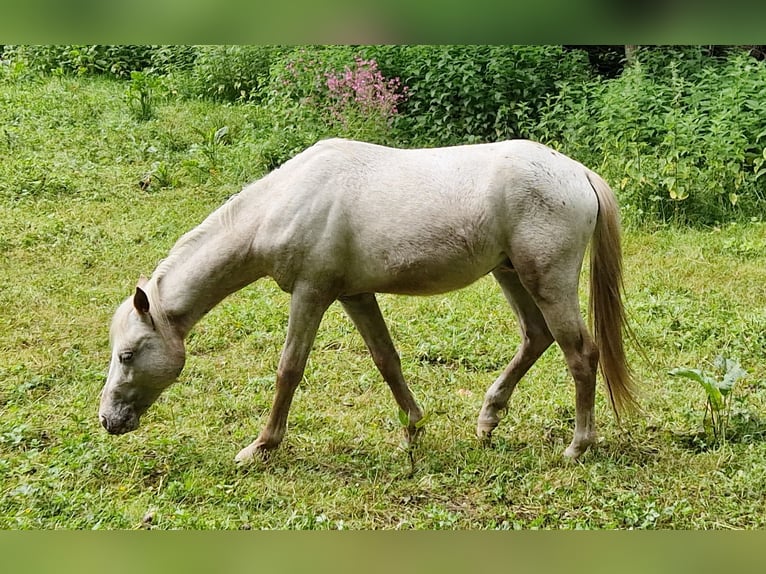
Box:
[99,411,139,435]
[99,413,114,433]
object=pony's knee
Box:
[563,331,599,382]
[276,364,303,388]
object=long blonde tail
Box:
[586,170,638,419]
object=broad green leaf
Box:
[704,384,724,411]
[668,367,709,385]
[717,358,746,395]
[669,367,723,411]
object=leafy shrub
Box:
[362,45,591,146]
[533,51,766,225]
[147,45,199,75]
[5,44,765,225]
[186,45,287,102]
[253,46,409,169]
[2,45,157,78]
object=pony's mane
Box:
[153,192,240,280]
[146,191,242,335]
[144,279,172,337]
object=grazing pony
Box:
[99,138,636,464]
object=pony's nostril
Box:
[99,414,110,431]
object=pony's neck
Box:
[150,198,265,338]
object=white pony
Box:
[99,138,636,464]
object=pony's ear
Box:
[134,286,150,315]
[137,275,149,288]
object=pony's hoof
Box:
[563,436,598,460]
[234,442,270,466]
[405,425,424,447]
[477,430,493,448]
[563,445,582,460]
[476,419,497,446]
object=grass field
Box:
[2,74,766,529]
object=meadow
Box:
[2,72,766,530]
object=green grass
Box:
[2,74,766,529]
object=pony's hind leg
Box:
[235,283,334,465]
[477,265,554,442]
[505,225,600,459]
[340,293,424,444]
[528,280,600,459]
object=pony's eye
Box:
[119,351,134,363]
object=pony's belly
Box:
[356,256,504,296]
[378,275,484,296]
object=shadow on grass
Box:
[668,411,766,453]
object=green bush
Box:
[125,70,165,121]
[252,46,408,169]
[2,45,199,79]
[147,45,199,75]
[362,45,591,146]
[532,51,766,225]
[185,45,287,102]
[2,45,157,78]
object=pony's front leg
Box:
[339,293,424,445]
[235,285,333,465]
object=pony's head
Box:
[99,281,185,435]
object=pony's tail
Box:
[586,170,638,420]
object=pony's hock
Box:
[99,138,637,464]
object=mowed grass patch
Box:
[2,75,766,529]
